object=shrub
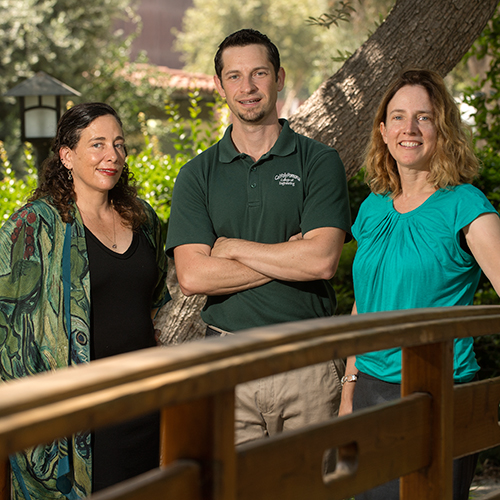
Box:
[128,91,227,225]
[0,142,37,223]
[0,91,227,228]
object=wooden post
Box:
[0,458,9,500]
[160,390,236,500]
[400,340,454,500]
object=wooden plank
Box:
[0,308,497,460]
[0,459,9,500]
[400,341,454,500]
[0,362,235,460]
[1,311,500,462]
[453,377,500,458]
[90,460,201,500]
[237,393,431,500]
[0,308,497,499]
[211,390,237,500]
[161,390,236,500]
[160,398,213,465]
[0,307,499,419]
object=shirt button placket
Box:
[248,164,260,206]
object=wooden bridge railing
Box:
[1,306,500,500]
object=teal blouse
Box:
[352,184,497,383]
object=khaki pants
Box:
[235,359,344,446]
[206,326,344,470]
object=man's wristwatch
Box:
[341,374,358,387]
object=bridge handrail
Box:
[1,305,500,499]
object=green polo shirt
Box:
[167,119,351,332]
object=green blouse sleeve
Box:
[140,200,171,310]
[0,202,62,380]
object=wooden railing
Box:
[1,306,500,500]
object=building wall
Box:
[116,0,193,69]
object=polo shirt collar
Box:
[218,119,297,163]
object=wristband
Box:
[341,374,358,387]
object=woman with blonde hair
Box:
[340,69,500,499]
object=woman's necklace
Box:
[78,205,117,249]
[109,210,117,249]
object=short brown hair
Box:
[214,29,281,82]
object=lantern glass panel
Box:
[25,108,57,139]
[25,96,39,108]
[42,95,56,107]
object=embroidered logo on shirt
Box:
[274,173,301,187]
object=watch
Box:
[341,374,358,387]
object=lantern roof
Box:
[4,71,81,97]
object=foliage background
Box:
[462,8,500,384]
[174,0,395,112]
[0,0,174,165]
[2,0,500,386]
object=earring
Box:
[68,170,73,181]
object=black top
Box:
[85,227,160,492]
[85,227,158,360]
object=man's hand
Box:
[174,226,346,296]
[208,227,346,282]
[174,243,272,296]
[211,236,232,258]
[288,232,303,242]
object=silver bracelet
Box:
[341,374,358,387]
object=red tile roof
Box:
[124,63,216,96]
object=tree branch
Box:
[289,0,500,179]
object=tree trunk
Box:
[156,0,499,342]
[156,258,207,345]
[288,0,499,180]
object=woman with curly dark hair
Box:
[0,102,170,498]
